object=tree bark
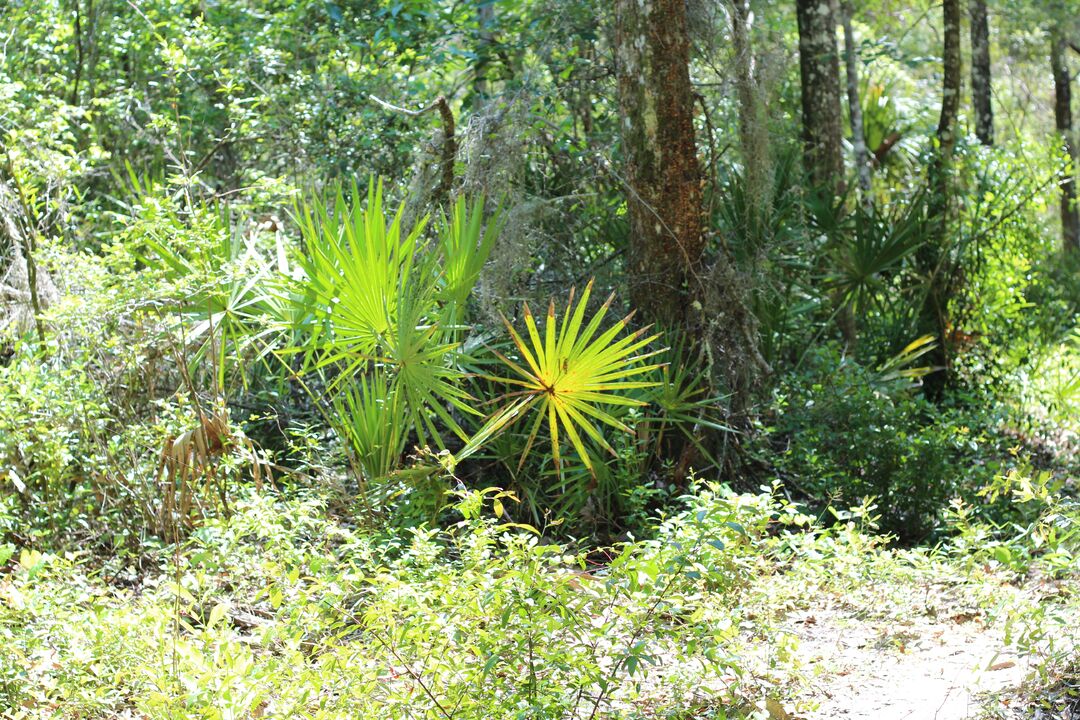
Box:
[369,95,456,209]
[796,0,844,193]
[71,0,84,106]
[840,0,871,206]
[928,0,961,222]
[919,0,962,400]
[969,0,994,145]
[729,0,771,230]
[936,0,962,179]
[1052,31,1080,253]
[615,0,705,329]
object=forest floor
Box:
[769,570,1078,720]
[792,606,1029,719]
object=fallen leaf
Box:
[766,697,793,720]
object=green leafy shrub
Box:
[0,484,794,718]
[0,344,269,547]
[0,350,110,542]
[948,456,1079,575]
[762,349,985,542]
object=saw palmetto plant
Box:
[460,280,663,473]
[291,179,500,487]
[331,370,408,489]
[292,179,429,372]
[825,189,930,318]
[438,194,503,326]
[637,337,732,466]
[130,186,289,393]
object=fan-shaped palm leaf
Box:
[438,194,502,325]
[460,281,663,473]
[292,178,427,368]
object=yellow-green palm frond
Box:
[460,280,664,473]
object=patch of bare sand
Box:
[788,608,1031,719]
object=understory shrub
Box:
[762,348,996,542]
[0,351,110,542]
[0,484,794,718]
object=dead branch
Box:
[370,94,456,206]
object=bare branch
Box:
[370,95,456,205]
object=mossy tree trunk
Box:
[616,0,766,426]
[614,0,705,330]
[730,0,772,232]
[840,0,871,206]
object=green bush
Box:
[0,351,109,542]
[0,485,779,718]
[761,349,989,542]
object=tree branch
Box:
[370,94,456,206]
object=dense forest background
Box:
[0,0,1078,718]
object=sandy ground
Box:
[786,608,1031,720]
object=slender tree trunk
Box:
[919,0,962,400]
[729,0,772,230]
[834,0,867,351]
[615,0,705,329]
[969,0,994,145]
[575,38,594,137]
[798,0,853,348]
[935,0,962,183]
[71,0,84,106]
[796,0,844,193]
[1052,32,1080,253]
[474,0,495,105]
[84,0,97,100]
[840,0,871,205]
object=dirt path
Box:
[787,608,1030,719]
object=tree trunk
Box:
[936,0,962,178]
[729,0,772,230]
[71,0,84,106]
[474,0,495,105]
[928,0,961,220]
[1052,31,1080,253]
[919,0,962,400]
[840,0,871,205]
[615,0,765,423]
[615,0,705,329]
[969,0,994,145]
[796,0,844,193]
